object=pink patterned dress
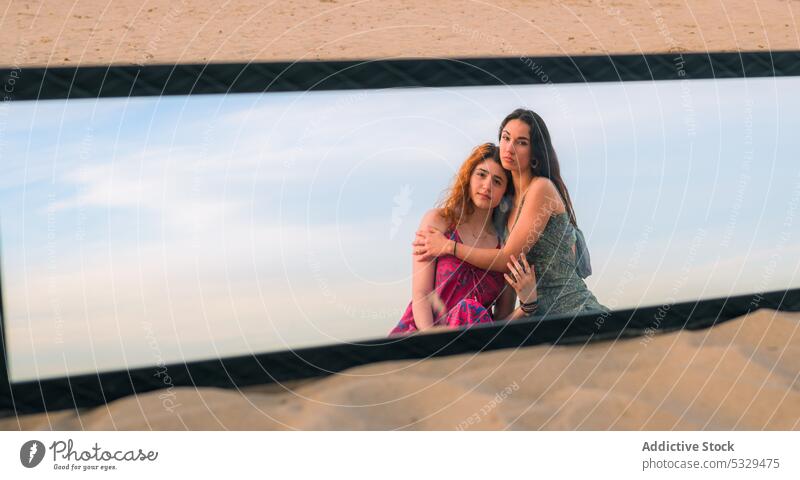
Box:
[390,229,506,335]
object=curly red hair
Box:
[438,143,512,228]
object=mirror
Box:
[2,75,799,382]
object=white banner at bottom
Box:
[1,431,797,479]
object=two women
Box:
[392,108,606,334]
[389,143,539,335]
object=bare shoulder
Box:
[527,176,559,197]
[419,208,449,230]
[525,177,565,214]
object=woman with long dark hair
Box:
[413,109,605,315]
[390,143,539,335]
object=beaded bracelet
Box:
[520,299,539,314]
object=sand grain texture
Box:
[2,1,799,67]
[2,310,798,430]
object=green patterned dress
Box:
[494,199,607,316]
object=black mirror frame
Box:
[1,51,800,416]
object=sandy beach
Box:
[2,1,799,67]
[2,309,798,430]
[1,1,799,430]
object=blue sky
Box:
[1,76,799,380]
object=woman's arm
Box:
[410,209,448,330]
[415,178,561,273]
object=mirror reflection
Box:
[2,76,799,381]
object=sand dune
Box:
[2,1,799,67]
[3,309,797,430]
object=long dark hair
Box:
[498,108,577,227]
